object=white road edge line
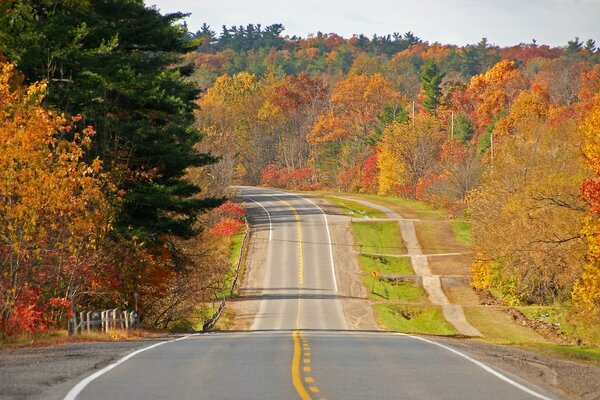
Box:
[240,195,273,241]
[63,334,197,400]
[394,333,555,400]
[284,192,338,293]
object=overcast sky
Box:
[145,0,599,47]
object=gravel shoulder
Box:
[435,337,600,400]
[0,338,172,400]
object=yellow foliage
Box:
[494,90,549,138]
[467,113,587,304]
[0,62,110,329]
[377,144,405,195]
[470,255,493,290]
[571,95,600,322]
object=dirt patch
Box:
[414,220,465,254]
[428,254,473,275]
[225,208,269,331]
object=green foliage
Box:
[420,59,444,113]
[452,113,475,142]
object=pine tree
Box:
[420,59,445,113]
[0,0,218,242]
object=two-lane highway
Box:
[62,186,560,400]
[244,187,346,332]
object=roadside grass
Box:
[359,194,445,220]
[364,276,426,302]
[193,228,247,332]
[445,286,547,344]
[375,304,460,336]
[323,196,386,218]
[219,230,246,298]
[350,220,453,335]
[0,329,166,349]
[351,221,406,254]
[517,305,600,346]
[358,254,413,275]
[451,220,471,246]
[358,254,425,302]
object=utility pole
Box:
[451,110,454,140]
[490,130,494,174]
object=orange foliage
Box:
[467,60,527,130]
[308,74,400,144]
[0,62,111,335]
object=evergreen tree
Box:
[420,59,445,113]
[0,0,218,242]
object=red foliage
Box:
[581,179,600,214]
[261,164,281,187]
[215,200,247,220]
[0,287,45,335]
[360,150,379,193]
[272,74,327,112]
[498,44,561,63]
[210,218,244,237]
[260,164,320,191]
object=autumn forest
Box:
[0,1,599,341]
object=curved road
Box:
[62,187,559,400]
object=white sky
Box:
[146,0,600,47]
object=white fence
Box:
[69,309,139,335]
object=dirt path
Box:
[330,195,482,337]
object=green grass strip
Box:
[324,196,386,218]
[375,303,459,336]
[351,221,406,255]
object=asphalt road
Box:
[60,187,560,400]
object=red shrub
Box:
[215,200,247,220]
[210,218,244,237]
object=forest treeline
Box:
[0,1,598,338]
[193,24,600,332]
[0,1,249,337]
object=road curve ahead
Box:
[62,187,560,400]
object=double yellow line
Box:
[276,197,324,400]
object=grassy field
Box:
[358,254,413,275]
[375,304,460,336]
[358,254,426,302]
[323,196,386,218]
[349,218,456,335]
[359,194,445,220]
[451,220,472,246]
[325,190,600,360]
[365,276,425,302]
[352,221,406,254]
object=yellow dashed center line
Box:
[277,197,325,400]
